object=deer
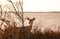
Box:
[20,17,35,32]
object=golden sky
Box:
[0,0,60,12]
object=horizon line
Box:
[0,11,60,13]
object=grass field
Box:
[0,27,59,39]
[0,12,60,39]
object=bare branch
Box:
[7,0,23,21]
[0,5,2,18]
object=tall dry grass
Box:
[1,26,59,39]
[0,19,59,39]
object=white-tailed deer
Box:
[26,17,35,30]
[21,17,35,32]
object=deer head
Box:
[27,17,35,26]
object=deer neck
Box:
[28,24,33,30]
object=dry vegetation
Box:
[0,18,59,39]
[1,26,59,39]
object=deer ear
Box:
[33,18,35,20]
[27,17,29,20]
